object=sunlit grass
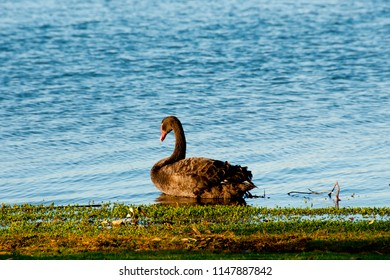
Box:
[1,203,389,259]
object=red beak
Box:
[160,131,167,142]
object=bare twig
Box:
[245,189,269,199]
[334,181,341,208]
[288,181,341,208]
[288,189,326,196]
[326,181,341,208]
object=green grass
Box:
[1,203,389,260]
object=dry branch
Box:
[288,181,341,208]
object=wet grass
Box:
[1,203,390,260]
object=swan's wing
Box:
[163,157,255,197]
[166,157,225,183]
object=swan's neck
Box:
[169,121,186,162]
[152,120,186,172]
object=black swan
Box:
[150,116,257,200]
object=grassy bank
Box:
[1,203,389,259]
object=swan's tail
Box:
[196,161,257,199]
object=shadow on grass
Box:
[2,250,390,260]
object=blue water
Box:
[1,0,389,208]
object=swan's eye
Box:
[161,123,172,134]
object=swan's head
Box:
[160,116,180,142]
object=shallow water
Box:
[1,0,389,207]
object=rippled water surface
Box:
[1,0,389,207]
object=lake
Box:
[1,0,389,208]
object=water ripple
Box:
[0,0,389,207]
